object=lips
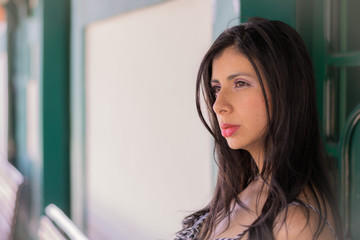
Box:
[220,123,240,137]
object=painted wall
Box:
[84,0,213,239]
[0,17,7,162]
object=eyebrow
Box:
[210,72,254,83]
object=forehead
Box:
[212,46,257,79]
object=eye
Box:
[234,80,249,88]
[211,85,221,95]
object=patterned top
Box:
[174,202,339,240]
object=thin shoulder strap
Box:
[290,201,339,240]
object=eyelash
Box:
[211,80,249,95]
[234,80,249,88]
[212,86,221,94]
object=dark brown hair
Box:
[183,17,343,239]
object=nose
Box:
[212,90,232,115]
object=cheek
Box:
[244,96,268,126]
[258,98,268,118]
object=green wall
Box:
[241,0,296,27]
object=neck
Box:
[248,147,264,173]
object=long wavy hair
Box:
[183,17,343,239]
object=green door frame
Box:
[340,104,360,238]
[310,0,360,237]
[42,0,71,216]
[241,0,296,27]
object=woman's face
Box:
[211,46,269,157]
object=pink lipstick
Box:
[220,123,240,137]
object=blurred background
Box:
[0,0,359,239]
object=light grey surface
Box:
[70,0,172,231]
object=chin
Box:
[226,139,254,152]
[226,140,243,150]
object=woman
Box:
[175,17,343,240]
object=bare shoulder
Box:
[273,204,336,240]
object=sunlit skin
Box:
[207,45,270,239]
[211,45,268,169]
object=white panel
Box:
[85,0,213,239]
[26,79,40,162]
